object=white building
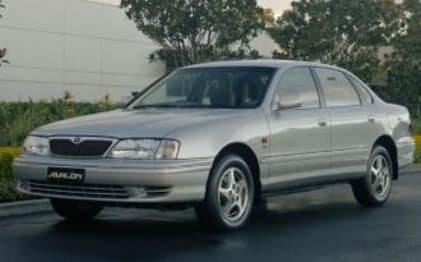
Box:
[0,0,277,102]
[0,0,165,102]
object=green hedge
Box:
[0,100,119,147]
[415,136,421,164]
[415,119,421,135]
[0,147,29,202]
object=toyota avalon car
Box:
[13,60,415,232]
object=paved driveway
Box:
[1,172,421,262]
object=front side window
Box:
[276,67,320,109]
[314,68,361,107]
[129,67,276,109]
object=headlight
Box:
[22,136,49,155]
[109,139,180,160]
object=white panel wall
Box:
[0,0,165,102]
[249,32,278,58]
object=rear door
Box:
[313,67,377,176]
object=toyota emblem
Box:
[72,137,82,144]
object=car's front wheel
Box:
[50,199,103,221]
[351,146,393,207]
[195,154,255,232]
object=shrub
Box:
[0,99,120,146]
[415,119,421,135]
[0,147,29,202]
[415,135,421,163]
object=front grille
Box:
[27,180,129,199]
[49,138,113,157]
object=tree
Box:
[120,0,265,70]
[0,0,8,66]
[268,0,400,82]
[385,0,421,109]
[261,8,275,26]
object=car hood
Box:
[33,108,252,138]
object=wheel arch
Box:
[210,143,262,200]
[372,135,398,180]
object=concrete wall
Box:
[0,0,165,102]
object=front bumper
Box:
[13,154,213,204]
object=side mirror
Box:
[120,91,141,105]
[131,91,140,97]
[272,93,302,111]
[120,96,133,105]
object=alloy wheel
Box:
[369,154,392,201]
[217,167,250,223]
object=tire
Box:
[50,199,103,221]
[351,146,393,207]
[195,154,255,232]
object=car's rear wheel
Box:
[351,146,393,207]
[50,199,103,221]
[195,154,255,232]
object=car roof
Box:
[182,59,344,71]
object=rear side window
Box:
[277,67,320,109]
[348,75,373,105]
[314,68,361,107]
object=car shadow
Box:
[14,192,383,261]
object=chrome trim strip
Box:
[14,155,213,172]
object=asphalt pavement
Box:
[1,172,421,262]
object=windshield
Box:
[129,67,276,109]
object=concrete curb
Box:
[0,164,420,219]
[0,199,52,218]
[401,164,421,175]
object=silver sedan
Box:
[13,60,415,232]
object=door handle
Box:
[368,116,376,123]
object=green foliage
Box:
[415,134,421,163]
[268,0,400,82]
[0,100,119,147]
[415,119,421,135]
[0,148,29,202]
[392,0,421,63]
[385,62,421,105]
[121,0,266,69]
[384,0,421,107]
